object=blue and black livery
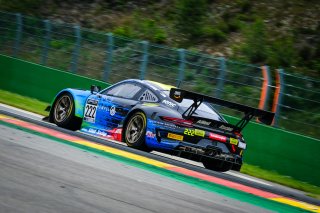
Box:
[45,79,274,172]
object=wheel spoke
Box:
[133,119,139,129]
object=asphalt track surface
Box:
[0,121,274,213]
[0,105,319,212]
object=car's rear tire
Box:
[124,111,148,150]
[52,93,81,130]
[202,158,233,172]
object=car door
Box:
[83,82,143,132]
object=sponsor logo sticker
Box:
[196,120,211,126]
[209,133,227,142]
[195,129,205,137]
[146,131,156,138]
[219,125,233,131]
[230,138,239,145]
[167,133,184,141]
[162,100,176,108]
[110,105,116,116]
[238,141,246,149]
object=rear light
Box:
[160,116,193,127]
[209,133,227,142]
[231,145,236,153]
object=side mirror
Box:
[90,85,101,94]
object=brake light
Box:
[209,133,227,142]
[234,131,242,137]
[161,116,193,127]
[231,145,236,153]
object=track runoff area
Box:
[0,105,319,212]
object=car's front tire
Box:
[202,158,233,172]
[52,93,81,130]
[124,111,148,150]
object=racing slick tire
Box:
[52,93,81,130]
[124,111,149,151]
[202,158,233,172]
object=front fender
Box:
[51,88,92,118]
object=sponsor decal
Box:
[195,129,205,137]
[146,131,156,138]
[88,128,97,134]
[96,129,108,137]
[99,105,110,111]
[238,141,246,149]
[87,99,98,105]
[196,120,211,126]
[162,100,176,108]
[110,105,116,116]
[230,138,239,145]
[87,128,109,138]
[150,120,176,128]
[209,133,227,142]
[219,125,233,131]
[167,133,184,141]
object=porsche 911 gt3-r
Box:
[45,79,274,172]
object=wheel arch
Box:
[49,91,72,122]
[49,89,91,121]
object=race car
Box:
[45,79,274,172]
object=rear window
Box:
[163,90,224,121]
[179,98,224,121]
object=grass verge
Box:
[0,89,319,199]
[241,164,320,199]
[0,90,49,116]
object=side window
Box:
[102,83,142,99]
[139,89,159,102]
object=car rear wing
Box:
[169,88,275,130]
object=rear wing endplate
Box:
[169,88,275,130]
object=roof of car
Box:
[143,80,176,91]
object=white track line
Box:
[0,103,44,119]
[225,171,273,186]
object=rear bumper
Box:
[175,142,243,170]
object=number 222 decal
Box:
[184,128,194,136]
[184,128,205,137]
[84,99,98,123]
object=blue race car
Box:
[45,79,274,172]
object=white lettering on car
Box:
[162,100,176,108]
[110,105,116,116]
[196,120,211,125]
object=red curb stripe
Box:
[2,117,84,142]
[166,166,279,198]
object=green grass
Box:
[0,90,49,116]
[241,164,320,199]
[0,89,320,199]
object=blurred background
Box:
[0,0,319,138]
